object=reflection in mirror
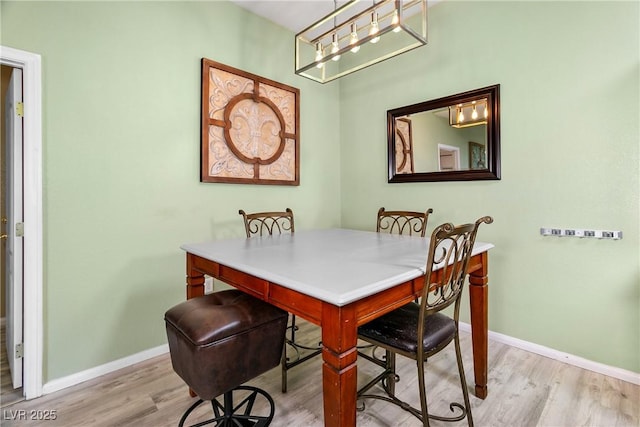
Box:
[388,85,500,182]
[394,118,414,173]
[395,102,487,173]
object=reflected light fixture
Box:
[471,101,478,120]
[295,0,428,84]
[449,98,489,128]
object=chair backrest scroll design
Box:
[376,207,434,237]
[239,208,295,237]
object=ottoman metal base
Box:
[179,385,275,427]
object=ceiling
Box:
[230,0,441,35]
[229,0,351,33]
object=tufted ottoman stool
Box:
[165,290,288,426]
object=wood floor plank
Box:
[1,323,24,408]
[1,320,638,426]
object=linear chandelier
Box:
[449,98,489,128]
[295,0,427,84]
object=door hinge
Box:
[16,222,24,237]
[15,343,24,359]
[16,102,24,117]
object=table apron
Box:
[187,252,485,327]
[188,254,323,325]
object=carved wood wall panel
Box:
[201,59,300,185]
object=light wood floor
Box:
[1,321,25,408]
[1,320,638,426]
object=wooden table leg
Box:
[321,303,358,427]
[468,252,489,399]
[185,253,205,397]
[186,253,205,300]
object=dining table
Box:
[181,228,494,427]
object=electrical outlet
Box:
[595,230,623,239]
[540,227,622,240]
[204,275,214,294]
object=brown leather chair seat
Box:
[165,290,288,401]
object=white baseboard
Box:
[459,322,640,386]
[41,344,169,395]
[39,325,639,398]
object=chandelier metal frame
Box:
[295,0,428,83]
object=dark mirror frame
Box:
[387,84,501,183]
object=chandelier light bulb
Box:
[457,106,465,123]
[472,104,478,120]
[392,9,401,33]
[369,12,380,43]
[484,105,489,119]
[315,42,324,68]
[331,33,341,61]
[350,23,360,53]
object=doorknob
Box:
[1,217,6,224]
[0,234,6,240]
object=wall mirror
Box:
[388,84,500,182]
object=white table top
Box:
[181,228,494,307]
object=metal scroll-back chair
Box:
[376,207,434,237]
[357,216,493,427]
[377,206,433,304]
[358,207,435,356]
[238,208,322,393]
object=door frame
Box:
[0,46,43,399]
[437,143,461,171]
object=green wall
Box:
[1,0,638,385]
[339,1,639,372]
[1,1,341,381]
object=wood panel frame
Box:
[200,58,300,185]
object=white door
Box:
[4,67,24,389]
